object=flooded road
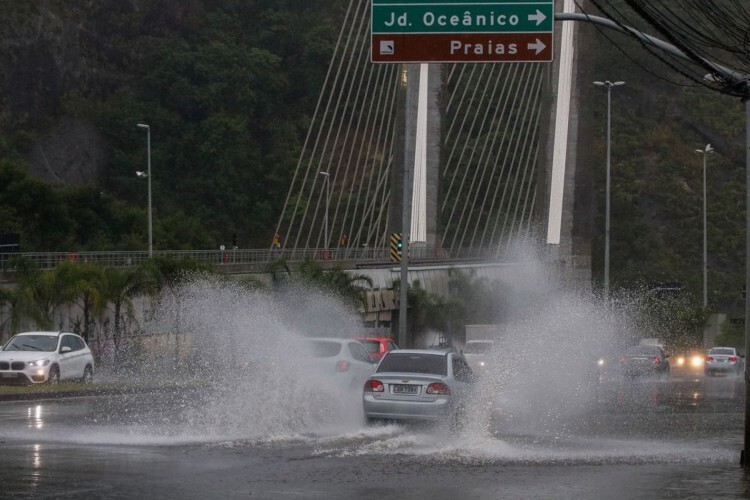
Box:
[1,371,749,499]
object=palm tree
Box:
[54,261,105,342]
[296,259,373,309]
[139,256,218,365]
[0,284,41,340]
[265,258,292,287]
[12,257,69,330]
[100,265,157,355]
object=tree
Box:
[12,257,69,330]
[54,261,106,342]
[100,265,157,355]
[0,284,41,341]
[296,259,373,309]
[139,256,218,365]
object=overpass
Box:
[0,245,507,274]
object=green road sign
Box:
[371,0,554,63]
[372,3,553,34]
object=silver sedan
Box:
[363,349,475,422]
[704,346,744,376]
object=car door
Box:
[73,336,91,375]
[58,335,77,380]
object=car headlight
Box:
[690,356,703,368]
[27,359,50,368]
[597,358,605,366]
[677,356,685,366]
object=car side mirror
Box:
[60,346,72,353]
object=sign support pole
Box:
[399,64,415,349]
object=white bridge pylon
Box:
[546,0,576,246]
[411,63,429,243]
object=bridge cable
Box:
[273,0,356,250]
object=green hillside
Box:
[0,1,747,316]
[584,16,746,313]
[0,0,347,250]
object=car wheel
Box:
[82,365,94,384]
[47,366,60,385]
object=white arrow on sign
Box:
[527,39,546,55]
[528,9,546,26]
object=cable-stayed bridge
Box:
[272,0,592,285]
[1,1,593,299]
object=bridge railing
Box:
[0,246,500,272]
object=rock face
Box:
[1,4,115,185]
[26,117,107,184]
[1,2,192,186]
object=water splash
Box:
[2,250,739,467]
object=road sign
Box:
[371,0,554,63]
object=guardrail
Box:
[0,246,500,272]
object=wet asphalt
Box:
[1,370,749,499]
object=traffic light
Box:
[390,232,402,263]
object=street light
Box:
[136,123,152,257]
[594,80,625,299]
[695,144,715,309]
[319,171,330,249]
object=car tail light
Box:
[653,357,660,364]
[706,356,713,361]
[364,380,384,392]
[620,357,626,364]
[336,360,350,372]
[426,382,451,395]
[730,356,738,362]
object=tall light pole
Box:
[136,123,152,257]
[319,171,330,249]
[695,144,714,310]
[594,80,625,299]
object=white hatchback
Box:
[0,331,95,385]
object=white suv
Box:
[0,331,95,385]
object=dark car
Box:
[620,345,670,378]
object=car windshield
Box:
[305,340,342,358]
[463,341,493,354]
[709,348,735,355]
[3,335,58,352]
[360,340,381,354]
[626,346,660,356]
[377,353,447,376]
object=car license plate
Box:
[1,373,17,378]
[392,384,418,394]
